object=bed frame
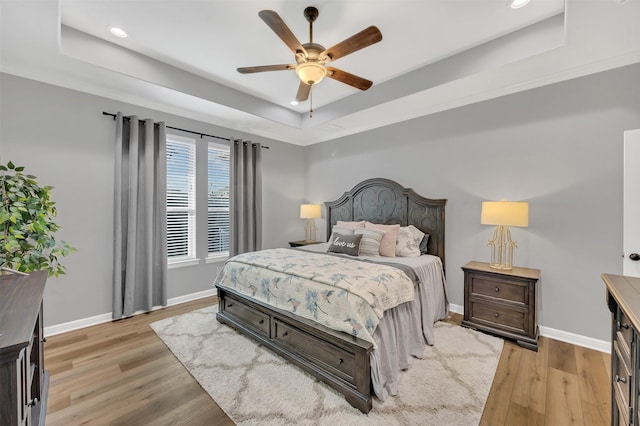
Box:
[216,178,446,413]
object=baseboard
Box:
[44,288,217,337]
[44,312,113,337]
[447,303,610,353]
[449,303,463,315]
[45,294,612,353]
[539,325,610,354]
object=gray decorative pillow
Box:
[354,228,385,256]
[327,234,362,256]
[419,234,430,255]
[395,225,425,257]
[327,226,354,245]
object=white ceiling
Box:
[1,1,640,146]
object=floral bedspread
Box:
[215,248,415,344]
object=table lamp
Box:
[481,201,529,270]
[300,204,321,242]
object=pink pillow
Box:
[365,222,400,257]
[336,220,366,229]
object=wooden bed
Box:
[215,178,446,413]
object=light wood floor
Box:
[44,297,610,425]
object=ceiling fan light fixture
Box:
[296,62,326,85]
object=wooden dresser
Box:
[603,273,640,426]
[462,261,540,351]
[0,271,49,426]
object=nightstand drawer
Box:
[469,301,526,334]
[462,261,539,351]
[470,275,526,305]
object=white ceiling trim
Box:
[1,0,639,146]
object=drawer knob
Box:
[615,374,627,384]
[337,358,344,365]
[494,313,500,318]
[258,319,265,324]
[494,287,500,292]
[630,253,640,261]
[282,331,288,337]
[227,303,233,308]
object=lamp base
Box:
[304,218,317,242]
[489,262,513,271]
[487,225,517,271]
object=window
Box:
[207,142,230,257]
[166,137,196,262]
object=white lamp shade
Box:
[481,201,529,227]
[300,204,321,219]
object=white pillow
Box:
[354,228,385,256]
[396,225,425,257]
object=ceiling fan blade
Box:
[326,67,373,91]
[237,64,295,74]
[320,26,382,62]
[259,10,308,57]
[296,82,311,101]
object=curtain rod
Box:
[102,112,269,149]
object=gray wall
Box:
[304,63,640,341]
[2,63,640,341]
[0,73,305,327]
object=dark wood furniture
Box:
[288,240,323,247]
[462,261,540,351]
[603,273,640,426]
[217,178,446,413]
[0,271,49,426]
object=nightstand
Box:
[461,261,540,351]
[289,240,323,248]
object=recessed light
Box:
[509,0,530,9]
[108,26,128,38]
[290,100,299,106]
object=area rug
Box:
[150,305,503,425]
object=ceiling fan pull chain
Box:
[310,87,314,118]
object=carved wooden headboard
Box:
[325,178,447,270]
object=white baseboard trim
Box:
[44,288,217,337]
[44,312,113,337]
[449,303,463,315]
[446,303,610,353]
[539,326,610,354]
[45,294,612,353]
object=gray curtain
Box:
[230,139,262,256]
[113,113,168,320]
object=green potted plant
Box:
[0,161,75,276]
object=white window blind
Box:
[208,142,230,256]
[166,138,196,261]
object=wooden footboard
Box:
[215,285,374,413]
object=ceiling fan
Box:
[237,6,382,104]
